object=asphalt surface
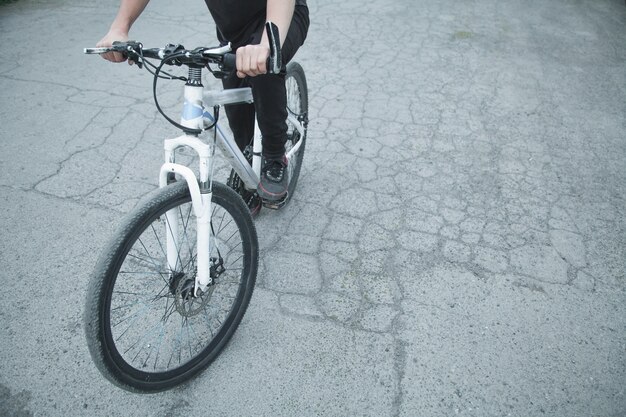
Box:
[1,0,625,416]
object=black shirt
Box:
[204,0,307,46]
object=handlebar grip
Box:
[221,23,280,75]
[222,53,237,72]
[220,53,274,75]
[84,47,113,54]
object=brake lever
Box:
[111,40,144,68]
[265,22,281,74]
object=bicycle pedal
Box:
[262,193,288,210]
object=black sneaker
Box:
[258,155,289,201]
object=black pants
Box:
[220,6,309,160]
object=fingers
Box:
[96,30,129,64]
[101,51,127,63]
[236,44,269,78]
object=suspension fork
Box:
[160,67,215,296]
[160,138,213,296]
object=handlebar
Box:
[84,42,236,71]
[84,22,282,75]
[83,23,282,135]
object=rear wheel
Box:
[284,61,308,201]
[84,181,258,392]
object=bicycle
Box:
[83,23,308,392]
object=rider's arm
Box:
[236,0,295,78]
[96,0,151,63]
[265,0,295,47]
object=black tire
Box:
[284,61,308,201]
[84,181,258,392]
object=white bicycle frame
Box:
[158,77,305,296]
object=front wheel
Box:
[84,181,258,392]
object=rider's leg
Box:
[252,6,309,155]
[222,6,309,200]
[221,75,255,152]
[254,6,309,200]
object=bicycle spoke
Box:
[162,297,180,323]
[113,303,151,340]
[125,319,164,357]
[119,270,169,276]
[213,206,226,235]
[224,229,239,246]
[226,253,244,268]
[149,222,168,263]
[177,203,196,271]
[126,249,165,275]
[224,241,243,259]
[164,211,188,273]
[152,325,165,371]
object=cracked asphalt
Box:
[1,0,625,416]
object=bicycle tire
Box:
[284,61,308,201]
[84,181,258,392]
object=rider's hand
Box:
[96,29,132,64]
[236,43,270,78]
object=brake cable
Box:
[146,50,219,136]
